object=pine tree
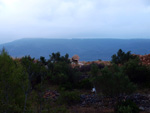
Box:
[0,49,28,113]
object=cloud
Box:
[0,0,150,43]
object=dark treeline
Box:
[0,48,150,113]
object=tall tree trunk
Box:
[23,92,28,113]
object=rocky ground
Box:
[135,54,150,65]
[80,93,150,112]
[44,90,150,112]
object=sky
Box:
[0,0,150,44]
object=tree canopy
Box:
[111,49,137,64]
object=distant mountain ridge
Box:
[0,38,150,61]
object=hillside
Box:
[0,48,150,113]
[0,38,150,61]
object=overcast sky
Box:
[0,0,150,43]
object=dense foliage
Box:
[111,49,137,64]
[115,100,140,113]
[112,49,150,87]
[95,65,136,97]
[123,58,150,86]
[0,49,28,113]
[58,90,80,105]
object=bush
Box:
[117,106,132,113]
[49,105,68,113]
[78,78,92,90]
[111,49,137,64]
[0,49,29,113]
[59,82,73,90]
[79,63,104,73]
[115,99,139,113]
[58,91,80,105]
[51,73,68,85]
[42,105,68,113]
[123,58,150,86]
[96,65,136,97]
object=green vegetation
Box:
[58,90,80,105]
[115,100,140,113]
[111,49,137,64]
[95,65,136,97]
[0,48,149,112]
[112,49,150,88]
[0,49,28,113]
[123,58,150,87]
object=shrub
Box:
[51,73,68,85]
[78,78,92,90]
[79,63,104,73]
[42,105,68,113]
[115,99,139,113]
[0,49,29,113]
[59,82,73,90]
[58,91,80,105]
[95,65,136,97]
[111,49,137,64]
[117,106,132,113]
[49,105,68,113]
[123,58,150,86]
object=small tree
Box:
[58,90,80,105]
[0,49,28,113]
[95,65,136,98]
[90,64,99,93]
[123,58,150,86]
[21,56,48,113]
[111,49,137,65]
[49,52,70,63]
[91,64,99,77]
